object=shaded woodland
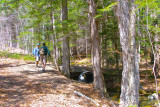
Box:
[0,0,160,106]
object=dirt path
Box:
[0,58,111,107]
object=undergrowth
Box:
[0,51,35,61]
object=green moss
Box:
[139,89,147,94]
[22,55,35,61]
[9,53,21,59]
[128,105,137,107]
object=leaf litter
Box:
[0,58,112,107]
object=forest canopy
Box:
[0,0,160,106]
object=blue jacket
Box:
[33,47,40,57]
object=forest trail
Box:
[0,58,111,107]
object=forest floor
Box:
[0,58,113,107]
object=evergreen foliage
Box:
[0,0,160,106]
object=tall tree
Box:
[10,15,17,48]
[117,0,139,106]
[62,0,70,78]
[89,0,107,97]
[50,7,61,72]
[154,22,159,76]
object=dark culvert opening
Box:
[78,71,93,83]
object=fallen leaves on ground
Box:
[0,58,112,107]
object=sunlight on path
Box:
[30,94,84,107]
[0,58,106,107]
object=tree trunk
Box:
[117,0,139,106]
[154,33,159,76]
[89,0,107,97]
[62,0,70,78]
[50,9,61,72]
[137,9,141,63]
[85,29,88,58]
[153,14,159,76]
[71,36,77,56]
[10,17,17,48]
